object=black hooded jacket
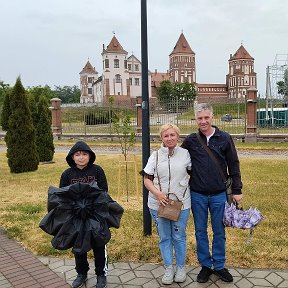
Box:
[59,141,108,191]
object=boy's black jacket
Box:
[59,141,108,191]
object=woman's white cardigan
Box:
[143,145,191,211]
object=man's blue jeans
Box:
[150,208,190,268]
[191,191,226,270]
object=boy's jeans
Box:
[191,191,226,270]
[150,208,190,268]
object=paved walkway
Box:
[0,229,287,288]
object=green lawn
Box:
[0,150,287,269]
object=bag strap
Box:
[155,150,186,200]
[155,151,162,191]
[196,132,227,183]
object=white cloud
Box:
[0,0,287,96]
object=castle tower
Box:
[101,35,129,103]
[227,45,257,101]
[169,32,196,84]
[79,60,98,104]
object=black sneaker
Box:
[72,274,87,288]
[96,275,107,288]
[214,268,233,282]
[197,266,213,283]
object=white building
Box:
[80,35,151,106]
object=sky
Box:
[1,0,288,96]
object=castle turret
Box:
[79,60,98,104]
[227,44,257,100]
[169,33,196,84]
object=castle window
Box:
[88,88,92,95]
[128,64,132,70]
[135,64,139,71]
[88,77,93,83]
[129,78,132,85]
[124,60,127,69]
[114,59,120,68]
[105,59,109,68]
[135,78,140,86]
[115,74,121,83]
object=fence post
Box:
[245,87,258,142]
[50,98,62,139]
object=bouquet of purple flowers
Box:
[223,202,264,244]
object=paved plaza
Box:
[1,228,287,288]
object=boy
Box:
[60,141,108,288]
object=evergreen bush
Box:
[1,89,12,131]
[5,77,39,173]
[35,96,55,162]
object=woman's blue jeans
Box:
[191,191,226,270]
[150,208,190,268]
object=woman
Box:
[142,124,191,285]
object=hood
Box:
[66,141,96,167]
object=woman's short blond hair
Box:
[159,123,180,138]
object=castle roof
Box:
[105,35,127,54]
[170,32,194,56]
[79,60,97,74]
[230,45,254,60]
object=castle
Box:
[79,32,257,105]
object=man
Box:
[181,103,242,283]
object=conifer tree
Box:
[28,93,38,126]
[0,88,12,131]
[36,95,55,162]
[5,77,39,173]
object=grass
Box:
[0,150,287,269]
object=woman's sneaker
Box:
[162,265,174,285]
[174,266,186,283]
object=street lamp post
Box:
[141,0,151,236]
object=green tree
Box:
[35,96,55,162]
[27,85,55,103]
[28,93,38,126]
[0,80,10,108]
[157,80,174,108]
[113,112,136,201]
[1,88,12,130]
[277,68,288,100]
[157,80,196,110]
[53,85,80,103]
[5,77,39,173]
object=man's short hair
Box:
[194,103,213,117]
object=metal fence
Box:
[61,100,288,137]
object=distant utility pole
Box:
[141,0,151,236]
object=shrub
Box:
[5,77,39,173]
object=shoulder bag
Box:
[196,132,233,204]
[155,151,184,221]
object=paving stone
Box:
[126,277,153,286]
[276,271,288,280]
[247,270,271,278]
[113,262,132,270]
[234,277,254,288]
[119,270,136,283]
[266,272,285,286]
[249,277,274,286]
[134,270,154,278]
[279,280,288,287]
